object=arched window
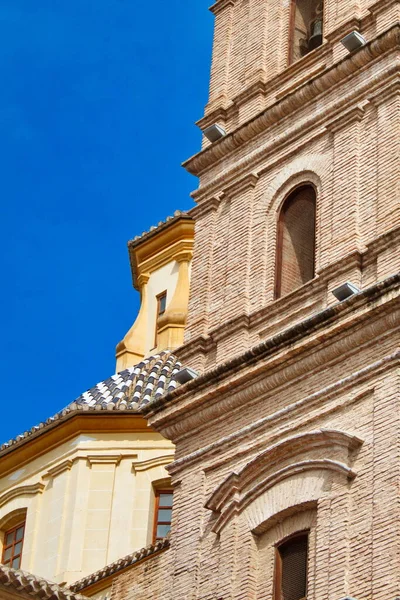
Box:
[0,509,27,570]
[289,0,324,63]
[275,185,316,299]
[274,531,309,600]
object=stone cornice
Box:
[43,460,73,479]
[169,380,376,476]
[209,0,235,16]
[132,454,174,472]
[143,273,400,439]
[191,65,398,205]
[0,483,45,509]
[184,24,400,177]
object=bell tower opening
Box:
[289,0,324,64]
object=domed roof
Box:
[73,351,182,411]
[0,352,182,454]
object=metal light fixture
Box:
[203,124,226,143]
[331,282,361,302]
[340,31,367,52]
[175,367,199,385]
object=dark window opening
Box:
[2,522,25,569]
[154,291,167,346]
[274,531,309,600]
[289,0,324,63]
[153,490,173,542]
[157,291,167,316]
[275,185,316,299]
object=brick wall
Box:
[110,550,171,600]
[181,0,400,372]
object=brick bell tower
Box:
[140,1,400,600]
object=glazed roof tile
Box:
[69,538,170,592]
[0,564,88,600]
[0,352,182,455]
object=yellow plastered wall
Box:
[115,216,195,371]
[0,428,174,586]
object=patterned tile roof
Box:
[69,537,170,592]
[0,352,182,454]
[0,564,88,600]
[73,352,182,411]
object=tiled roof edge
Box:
[0,564,88,600]
[0,405,141,458]
[69,538,170,592]
[127,210,193,250]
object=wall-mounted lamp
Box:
[175,367,199,385]
[331,282,361,302]
[203,124,226,143]
[340,31,367,52]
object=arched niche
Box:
[275,184,317,299]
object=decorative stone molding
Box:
[325,104,366,133]
[211,460,356,534]
[0,483,45,509]
[206,430,361,511]
[209,0,235,16]
[86,455,123,466]
[204,429,362,533]
[43,460,73,479]
[222,173,259,199]
[189,197,220,221]
[132,454,174,472]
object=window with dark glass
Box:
[274,532,309,600]
[157,291,167,316]
[275,185,316,299]
[153,490,173,542]
[289,0,324,64]
[2,522,25,569]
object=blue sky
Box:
[0,1,213,442]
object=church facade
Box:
[1,1,400,600]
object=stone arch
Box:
[205,429,362,534]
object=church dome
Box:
[0,351,182,453]
[73,351,182,411]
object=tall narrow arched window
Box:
[275,185,316,299]
[289,0,324,64]
[274,531,309,600]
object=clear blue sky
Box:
[0,1,213,442]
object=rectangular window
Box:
[153,490,173,542]
[157,291,167,316]
[274,531,308,600]
[2,522,25,569]
[154,291,167,347]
